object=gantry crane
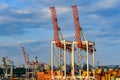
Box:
[50,5,96,80]
[2,57,8,79]
[50,6,73,79]
[2,57,14,79]
[21,46,38,80]
[72,5,96,79]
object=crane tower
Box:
[72,5,96,79]
[50,6,73,80]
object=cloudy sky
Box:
[0,0,120,66]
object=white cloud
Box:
[41,8,51,19]
[77,0,120,15]
[95,0,120,9]
[0,40,39,47]
[84,14,100,19]
[57,7,71,15]
[64,33,74,38]
[0,4,8,10]
[10,9,31,14]
[40,6,71,20]
[18,40,39,45]
[0,16,17,24]
[106,39,120,45]
[0,15,34,24]
[0,42,18,47]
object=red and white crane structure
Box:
[50,5,96,80]
[72,5,96,79]
[21,46,39,79]
[50,6,73,79]
[21,46,39,65]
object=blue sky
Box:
[0,0,120,66]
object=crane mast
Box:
[21,46,29,65]
[72,5,96,79]
[72,5,95,52]
[50,7,63,48]
[50,6,74,79]
[72,5,83,49]
[50,7,72,51]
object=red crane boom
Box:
[50,7,62,48]
[50,7,72,51]
[72,5,95,52]
[21,46,29,65]
[72,5,83,48]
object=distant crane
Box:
[2,57,7,78]
[21,46,39,80]
[21,46,29,65]
[21,46,39,65]
[2,57,14,79]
